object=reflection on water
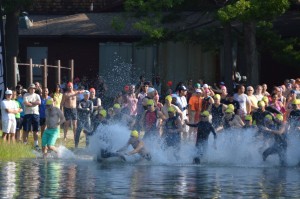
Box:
[0,159,300,198]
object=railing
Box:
[13,57,74,88]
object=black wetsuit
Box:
[164,116,181,148]
[262,122,287,166]
[211,104,224,128]
[186,121,216,155]
[288,110,300,132]
[224,99,240,114]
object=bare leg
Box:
[2,133,8,142]
[23,131,29,144]
[42,146,48,158]
[41,125,46,139]
[33,131,39,146]
[64,120,70,140]
[72,120,77,140]
[10,133,15,144]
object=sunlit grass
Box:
[0,142,36,161]
[0,129,87,161]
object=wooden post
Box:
[43,58,47,88]
[56,60,61,85]
[13,57,17,88]
[28,58,33,87]
[69,59,74,82]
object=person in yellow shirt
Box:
[51,84,63,110]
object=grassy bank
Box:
[0,142,36,161]
[0,129,87,161]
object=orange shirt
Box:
[189,95,202,112]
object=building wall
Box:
[19,38,219,93]
[29,0,123,14]
[158,42,219,92]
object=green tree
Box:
[124,0,294,85]
[218,0,290,85]
[2,0,33,88]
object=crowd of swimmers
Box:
[1,76,300,164]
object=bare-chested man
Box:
[42,98,65,158]
[61,82,83,141]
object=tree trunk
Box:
[244,21,259,85]
[223,23,233,91]
[5,9,20,88]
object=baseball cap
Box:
[147,87,155,93]
[178,85,187,91]
[83,90,90,95]
[194,83,201,88]
[5,90,12,95]
[195,89,202,93]
[28,83,36,89]
[203,84,209,89]
[220,82,225,85]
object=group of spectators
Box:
[1,75,300,164]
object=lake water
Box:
[1,124,300,198]
[0,159,300,199]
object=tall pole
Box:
[0,0,6,99]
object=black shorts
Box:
[16,117,23,130]
[64,107,78,121]
[23,114,40,132]
[40,118,46,126]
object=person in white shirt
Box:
[1,89,22,143]
[233,85,251,119]
[23,83,41,149]
[172,85,189,139]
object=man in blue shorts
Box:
[23,83,41,149]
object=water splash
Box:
[87,122,300,167]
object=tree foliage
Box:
[217,0,290,22]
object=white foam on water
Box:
[57,146,76,159]
[80,121,300,167]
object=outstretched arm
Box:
[126,142,144,156]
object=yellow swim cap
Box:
[168,106,176,113]
[258,100,266,107]
[99,109,107,118]
[262,96,269,104]
[113,103,121,109]
[214,94,221,100]
[131,130,139,138]
[245,115,252,121]
[227,104,234,110]
[165,95,172,102]
[292,99,300,105]
[276,114,283,121]
[265,114,273,120]
[201,111,210,117]
[46,98,53,105]
[225,108,234,113]
[147,99,154,106]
